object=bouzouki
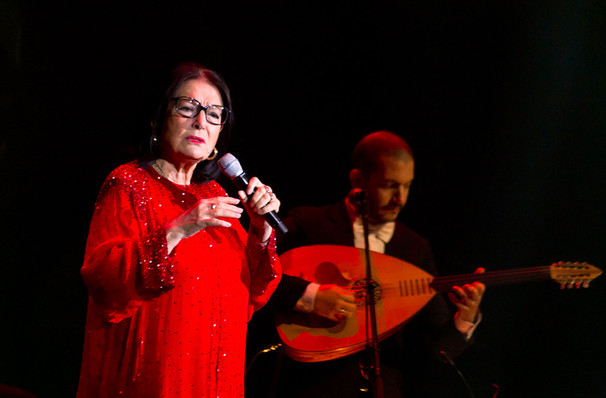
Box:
[276,245,602,363]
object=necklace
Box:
[152,160,189,185]
[152,160,175,183]
[152,160,166,178]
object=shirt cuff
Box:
[294,282,320,313]
[454,311,482,341]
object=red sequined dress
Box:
[76,161,281,398]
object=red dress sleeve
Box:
[245,232,282,319]
[81,165,175,323]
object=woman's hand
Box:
[238,176,281,243]
[165,196,243,252]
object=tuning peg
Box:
[560,279,592,289]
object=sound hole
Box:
[352,279,381,307]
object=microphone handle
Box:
[232,174,288,235]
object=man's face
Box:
[362,155,414,224]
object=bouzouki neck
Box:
[429,262,601,293]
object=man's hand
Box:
[313,284,357,322]
[448,267,486,323]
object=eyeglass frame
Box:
[170,96,231,125]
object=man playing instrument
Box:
[246,131,486,397]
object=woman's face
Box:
[161,78,224,164]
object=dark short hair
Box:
[351,131,414,177]
[149,62,234,182]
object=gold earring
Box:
[207,148,218,160]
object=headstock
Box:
[549,262,602,289]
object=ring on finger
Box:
[261,195,274,209]
[263,193,275,207]
[210,203,217,210]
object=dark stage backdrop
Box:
[2,1,605,397]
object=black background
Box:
[1,1,605,397]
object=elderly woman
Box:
[77,63,281,398]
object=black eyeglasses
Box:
[171,96,230,125]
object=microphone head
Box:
[348,189,367,205]
[217,153,244,179]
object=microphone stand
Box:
[358,192,383,398]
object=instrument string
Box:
[351,267,554,297]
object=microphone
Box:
[217,153,288,235]
[348,189,367,206]
[348,188,368,216]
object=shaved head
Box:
[351,131,413,177]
